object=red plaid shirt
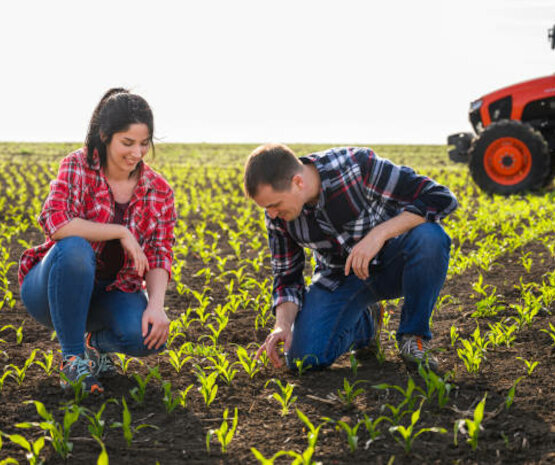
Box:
[19,148,176,292]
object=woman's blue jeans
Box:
[20,236,163,358]
[285,222,451,369]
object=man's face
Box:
[252,182,304,222]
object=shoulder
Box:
[302,147,376,172]
[56,148,91,180]
[142,163,174,195]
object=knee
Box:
[406,223,451,260]
[55,237,96,275]
[117,326,164,357]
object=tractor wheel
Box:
[542,151,555,187]
[468,120,550,194]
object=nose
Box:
[266,208,278,219]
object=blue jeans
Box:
[286,222,451,369]
[20,236,163,358]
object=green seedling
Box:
[349,351,359,377]
[454,393,487,451]
[487,322,517,348]
[195,366,219,407]
[207,353,238,385]
[418,365,454,409]
[332,419,363,453]
[450,325,459,347]
[540,322,555,345]
[111,396,158,447]
[16,401,80,460]
[206,407,239,453]
[0,430,45,465]
[113,353,143,374]
[0,322,25,344]
[129,366,161,405]
[6,349,36,385]
[178,384,194,409]
[83,399,119,439]
[373,377,424,412]
[92,435,109,465]
[166,347,192,373]
[389,401,447,454]
[235,346,260,378]
[516,357,539,376]
[265,378,297,416]
[293,354,314,377]
[361,414,391,444]
[0,369,13,391]
[161,380,180,414]
[337,378,367,408]
[505,377,523,409]
[33,349,55,376]
[520,252,533,273]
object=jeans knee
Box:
[407,223,451,260]
[55,237,96,276]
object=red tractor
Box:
[448,25,555,194]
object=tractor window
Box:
[488,96,512,122]
[522,97,555,121]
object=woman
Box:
[18,88,176,393]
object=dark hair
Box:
[243,143,302,198]
[85,88,155,172]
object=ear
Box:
[99,131,107,143]
[291,173,304,190]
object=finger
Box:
[141,315,149,338]
[255,342,267,360]
[345,253,353,276]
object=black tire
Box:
[468,120,550,195]
[542,151,555,187]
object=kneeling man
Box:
[244,144,457,372]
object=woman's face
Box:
[105,123,150,176]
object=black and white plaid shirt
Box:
[265,147,458,310]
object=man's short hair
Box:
[243,143,303,198]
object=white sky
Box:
[1,0,554,144]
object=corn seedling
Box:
[207,353,238,385]
[389,401,447,454]
[195,366,219,407]
[178,384,194,409]
[418,365,454,409]
[110,396,159,447]
[161,380,180,414]
[83,399,118,439]
[114,353,143,375]
[6,349,36,385]
[235,345,260,378]
[16,400,80,460]
[32,349,55,376]
[206,407,239,453]
[540,322,555,345]
[516,357,539,376]
[0,430,46,465]
[505,377,523,409]
[265,378,297,416]
[454,393,487,451]
[337,378,367,408]
[129,366,161,405]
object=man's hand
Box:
[255,325,292,369]
[345,212,426,280]
[120,229,150,277]
[142,305,170,350]
[255,302,299,369]
[345,230,386,280]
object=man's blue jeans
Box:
[285,222,451,369]
[20,236,163,358]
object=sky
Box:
[1,0,554,144]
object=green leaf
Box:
[7,434,30,451]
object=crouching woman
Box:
[18,88,177,393]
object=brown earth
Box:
[0,230,554,465]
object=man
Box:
[244,144,457,372]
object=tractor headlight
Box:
[470,99,483,112]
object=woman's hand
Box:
[142,304,170,350]
[120,228,150,277]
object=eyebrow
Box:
[122,136,150,143]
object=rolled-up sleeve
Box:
[144,188,176,278]
[267,215,306,311]
[357,148,458,222]
[38,155,83,238]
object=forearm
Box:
[145,268,169,310]
[275,301,299,329]
[369,211,426,242]
[51,218,128,242]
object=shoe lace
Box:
[66,356,92,378]
[401,336,426,357]
[97,353,116,372]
